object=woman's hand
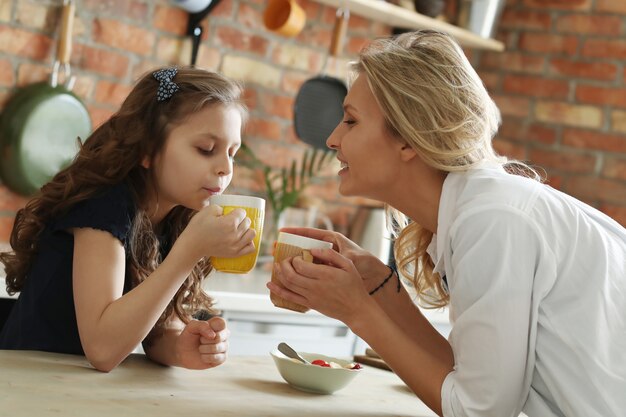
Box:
[179,204,256,262]
[268,247,376,326]
[279,227,391,292]
[175,317,229,370]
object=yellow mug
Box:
[270,232,333,313]
[209,194,265,274]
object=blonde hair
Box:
[352,30,539,308]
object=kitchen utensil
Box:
[293,6,349,149]
[277,342,310,364]
[182,0,222,66]
[0,0,91,196]
[270,348,362,394]
[263,0,306,37]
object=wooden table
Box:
[0,350,437,417]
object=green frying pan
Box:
[0,0,91,196]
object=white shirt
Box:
[428,164,626,417]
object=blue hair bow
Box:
[153,68,179,102]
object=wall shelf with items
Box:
[310,0,505,52]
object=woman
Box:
[268,31,626,417]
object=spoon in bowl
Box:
[278,342,310,365]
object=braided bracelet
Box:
[368,264,401,296]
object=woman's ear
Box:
[399,143,418,162]
[141,155,150,169]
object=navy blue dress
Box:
[0,183,136,354]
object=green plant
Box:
[238,143,334,227]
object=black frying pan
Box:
[294,8,349,149]
[0,0,91,196]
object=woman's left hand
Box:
[268,248,373,325]
[175,317,229,370]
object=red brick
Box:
[260,93,294,120]
[576,85,626,109]
[482,52,545,74]
[503,75,568,99]
[237,2,265,31]
[595,0,626,14]
[94,80,132,107]
[92,19,155,56]
[563,129,626,153]
[565,176,626,205]
[529,125,558,145]
[522,0,591,10]
[87,105,115,131]
[73,44,130,78]
[599,205,626,227]
[544,174,563,190]
[492,139,527,160]
[550,58,617,81]
[281,71,311,95]
[244,117,283,142]
[0,185,29,211]
[602,158,626,180]
[0,26,53,60]
[346,36,373,56]
[582,39,626,60]
[152,5,188,36]
[242,88,258,112]
[479,71,500,92]
[0,216,15,242]
[252,141,304,169]
[493,94,532,118]
[555,14,622,36]
[519,33,578,55]
[15,62,48,86]
[215,27,269,56]
[498,119,558,145]
[500,10,551,30]
[529,148,596,174]
[295,25,332,49]
[0,59,14,86]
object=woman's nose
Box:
[326,123,341,150]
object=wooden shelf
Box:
[310,0,505,52]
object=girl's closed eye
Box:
[196,146,214,156]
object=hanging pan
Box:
[0,0,91,196]
[293,6,349,149]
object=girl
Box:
[269,31,626,417]
[0,67,256,372]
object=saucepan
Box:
[0,0,91,196]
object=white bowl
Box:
[270,349,361,394]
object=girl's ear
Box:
[399,143,418,162]
[141,155,150,169]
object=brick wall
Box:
[480,0,626,226]
[0,0,625,246]
[0,0,387,242]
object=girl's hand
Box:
[181,204,256,261]
[279,227,390,292]
[175,317,229,370]
[268,248,373,325]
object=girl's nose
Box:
[216,154,233,176]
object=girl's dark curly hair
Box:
[0,67,247,337]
